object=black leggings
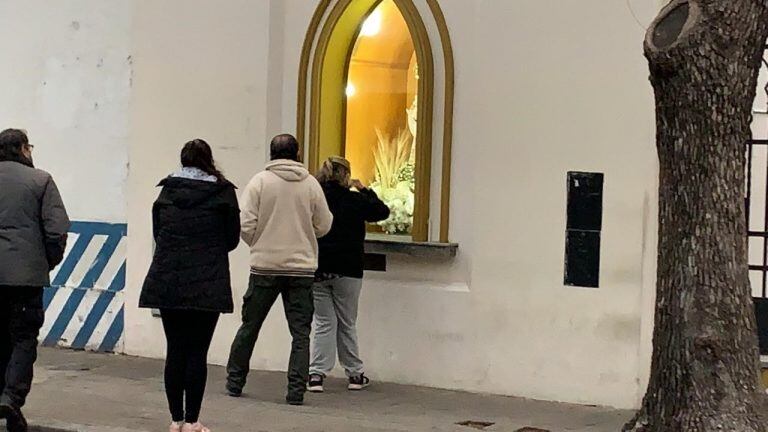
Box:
[160,310,219,423]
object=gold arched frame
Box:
[426,0,454,244]
[297,0,454,243]
[313,0,434,242]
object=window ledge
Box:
[364,238,458,259]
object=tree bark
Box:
[625,1,768,431]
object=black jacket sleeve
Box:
[151,200,161,241]
[358,188,390,223]
[222,186,241,251]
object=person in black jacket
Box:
[307,156,389,393]
[139,139,240,432]
[0,129,69,432]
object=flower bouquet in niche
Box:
[369,127,415,235]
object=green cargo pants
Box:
[226,274,314,400]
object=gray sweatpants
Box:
[309,277,364,378]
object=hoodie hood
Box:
[266,159,309,182]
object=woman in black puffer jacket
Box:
[139,139,240,432]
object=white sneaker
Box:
[308,374,325,393]
[348,374,370,391]
[170,421,183,432]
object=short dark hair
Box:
[270,134,300,161]
[0,129,32,166]
[181,139,226,182]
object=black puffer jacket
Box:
[139,177,240,313]
[317,182,390,278]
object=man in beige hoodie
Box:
[226,134,333,405]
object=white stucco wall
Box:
[0,0,667,409]
[0,1,133,223]
[287,0,659,409]
[121,0,661,410]
[124,0,274,364]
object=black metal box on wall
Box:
[363,253,387,272]
[564,172,604,288]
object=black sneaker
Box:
[307,374,324,393]
[286,394,304,406]
[348,374,370,391]
[0,403,28,432]
[225,384,242,398]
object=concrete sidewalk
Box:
[2,348,632,432]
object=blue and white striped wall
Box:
[42,222,127,353]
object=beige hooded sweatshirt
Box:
[240,160,333,277]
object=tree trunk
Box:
[625,1,768,431]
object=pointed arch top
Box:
[296,0,455,243]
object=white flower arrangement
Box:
[369,128,415,235]
[371,179,414,234]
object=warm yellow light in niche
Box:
[346,82,356,97]
[344,0,417,236]
[360,9,382,37]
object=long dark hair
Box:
[180,139,226,182]
[0,129,33,167]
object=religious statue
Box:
[406,95,417,164]
[406,64,418,164]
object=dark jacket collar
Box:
[321,181,350,194]
[157,177,234,209]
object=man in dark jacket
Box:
[0,129,70,432]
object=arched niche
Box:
[297,0,454,243]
